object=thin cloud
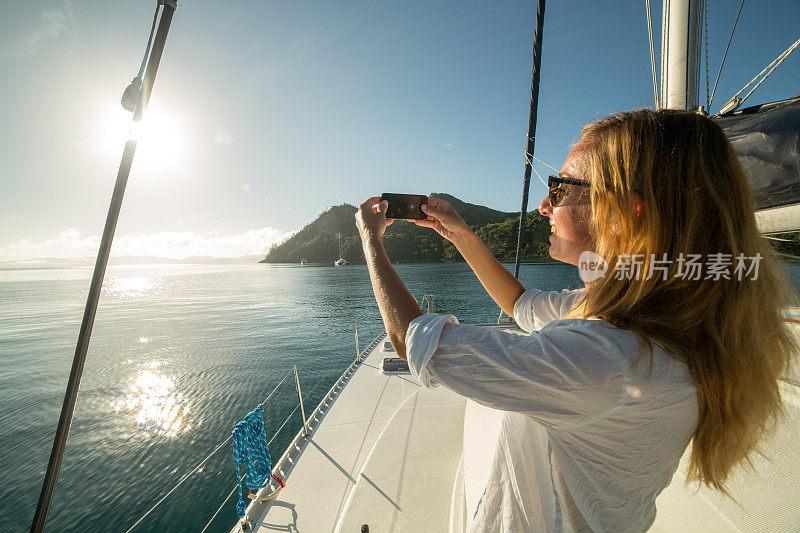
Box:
[443,140,455,149]
[1,8,66,57]
[242,184,252,192]
[0,227,295,261]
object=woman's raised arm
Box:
[415,198,525,317]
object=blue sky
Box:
[1,0,798,260]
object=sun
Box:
[103,101,183,175]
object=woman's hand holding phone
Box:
[414,197,470,244]
[356,197,394,241]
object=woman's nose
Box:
[538,194,552,217]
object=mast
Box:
[30,2,178,530]
[660,0,703,110]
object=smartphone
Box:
[380,193,429,220]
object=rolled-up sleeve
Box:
[513,288,586,332]
[406,313,459,388]
[406,314,629,430]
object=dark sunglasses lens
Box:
[549,186,565,206]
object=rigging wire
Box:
[731,37,800,109]
[201,482,241,533]
[441,294,492,314]
[531,164,548,188]
[138,4,161,79]
[646,0,659,109]
[121,2,162,112]
[513,0,546,281]
[124,367,295,533]
[704,0,710,110]
[709,0,744,108]
[532,155,559,173]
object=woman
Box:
[355,109,797,532]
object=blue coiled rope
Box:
[232,404,273,518]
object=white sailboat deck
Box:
[239,331,473,533]
[236,324,800,533]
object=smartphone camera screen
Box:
[381,193,428,220]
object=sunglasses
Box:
[548,175,590,207]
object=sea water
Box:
[1,261,797,532]
[0,262,580,532]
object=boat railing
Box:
[123,329,387,533]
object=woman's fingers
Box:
[361,196,381,210]
[421,203,443,220]
[422,203,455,226]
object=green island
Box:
[260,193,800,264]
[260,193,553,264]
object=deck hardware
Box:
[294,366,309,438]
[355,319,360,360]
[423,294,435,313]
[257,485,283,503]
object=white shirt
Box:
[405,289,698,532]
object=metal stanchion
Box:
[293,366,309,437]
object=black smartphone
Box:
[380,193,429,220]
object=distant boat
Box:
[334,232,347,266]
[300,258,308,266]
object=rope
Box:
[646,0,659,109]
[734,37,800,108]
[709,0,745,108]
[124,368,294,532]
[704,0,710,110]
[232,405,273,518]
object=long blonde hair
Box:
[573,109,797,493]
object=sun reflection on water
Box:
[103,276,160,298]
[112,360,191,438]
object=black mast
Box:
[513,0,546,279]
[30,2,178,530]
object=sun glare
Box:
[104,102,183,174]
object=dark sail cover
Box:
[715,95,800,211]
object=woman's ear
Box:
[633,192,645,219]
